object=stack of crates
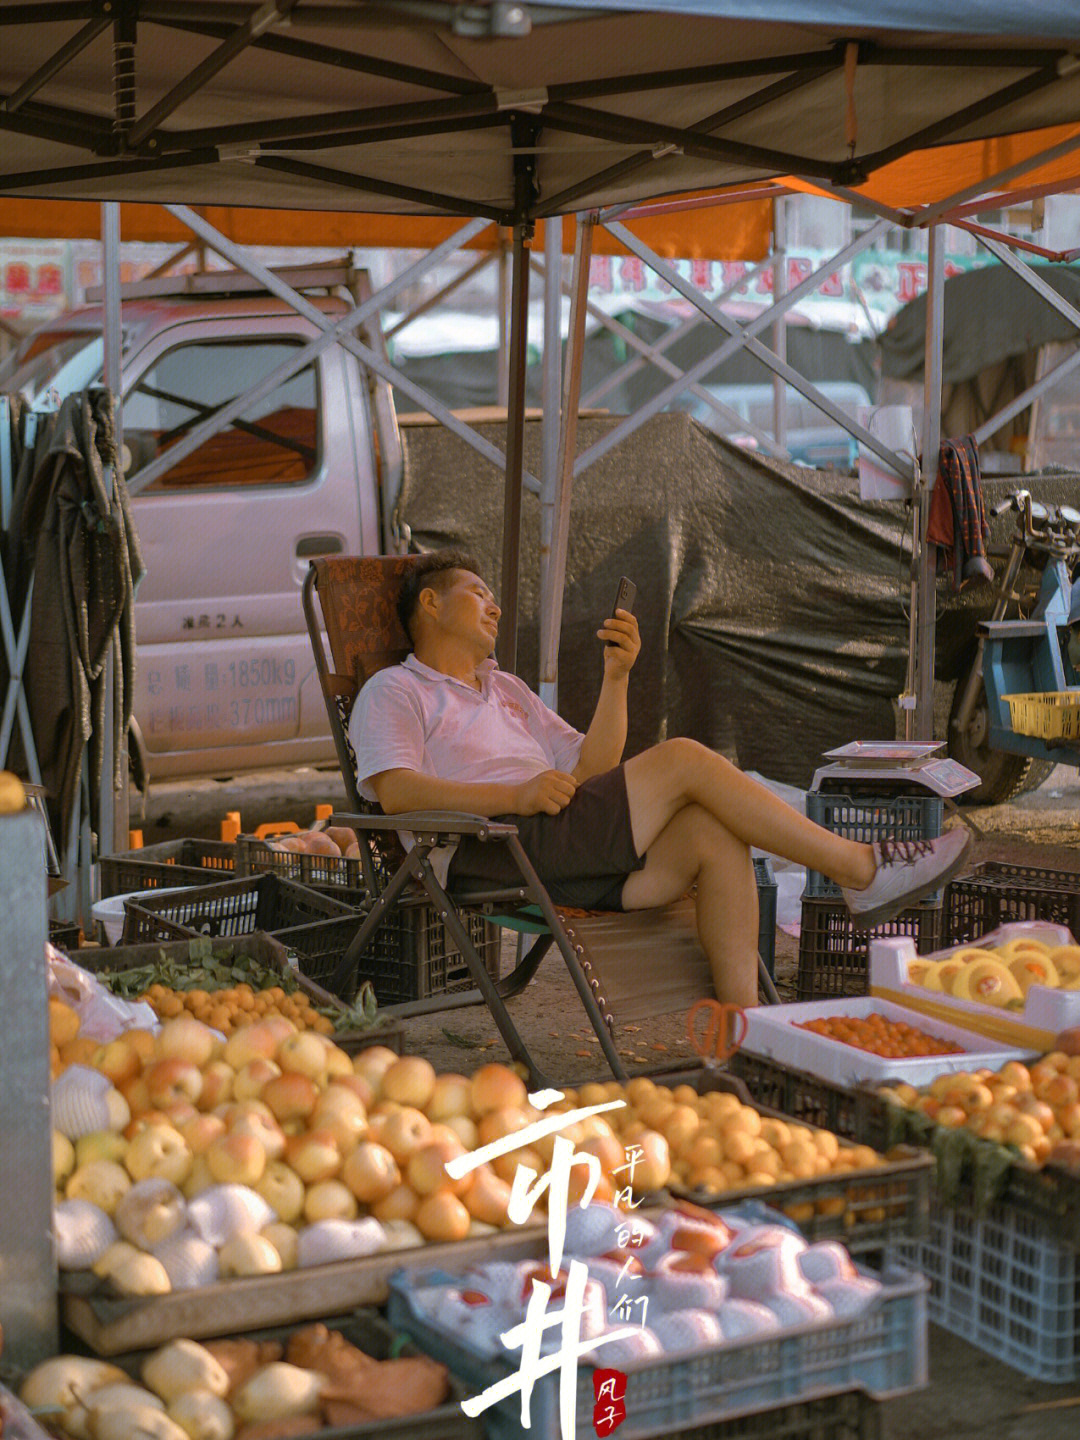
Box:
[798,783,946,1001]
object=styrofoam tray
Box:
[741,996,1036,1087]
[870,921,1080,1052]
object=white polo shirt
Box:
[350,653,585,803]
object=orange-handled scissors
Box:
[686,998,747,1070]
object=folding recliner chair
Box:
[303,555,778,1087]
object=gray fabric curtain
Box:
[2,391,144,847]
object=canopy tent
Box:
[2,2,1080,220]
[3,0,1080,864]
[0,194,774,258]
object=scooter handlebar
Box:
[991,489,1029,518]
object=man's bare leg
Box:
[620,804,759,1007]
[623,738,877,892]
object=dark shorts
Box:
[448,764,646,911]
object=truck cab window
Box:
[123,339,320,490]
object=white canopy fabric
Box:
[2,1,1080,220]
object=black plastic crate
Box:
[671,1390,881,1440]
[237,832,389,893]
[650,1069,931,1255]
[731,1049,866,1138]
[945,859,1080,944]
[754,854,778,977]
[120,872,359,943]
[301,892,502,1005]
[804,790,944,901]
[797,898,945,1002]
[98,838,238,897]
[48,917,81,951]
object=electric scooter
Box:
[950,489,1080,791]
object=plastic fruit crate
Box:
[863,1092,1080,1250]
[97,838,238,897]
[731,1050,886,1141]
[754,854,778,977]
[119,872,360,943]
[387,1257,926,1440]
[46,1309,481,1440]
[48,917,81,951]
[797,898,945,1002]
[1003,690,1080,741]
[665,1390,882,1440]
[804,790,944,902]
[238,832,387,893]
[654,1069,931,1254]
[303,892,502,1006]
[887,1197,1080,1382]
[945,859,1080,945]
[78,932,400,1058]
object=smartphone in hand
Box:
[606,576,637,644]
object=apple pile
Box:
[879,1049,1080,1167]
[50,1021,563,1291]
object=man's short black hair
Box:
[397,549,482,644]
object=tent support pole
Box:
[538,216,562,708]
[497,116,539,673]
[771,194,788,449]
[540,214,592,704]
[497,217,532,673]
[915,223,945,741]
[497,232,510,409]
[99,199,126,875]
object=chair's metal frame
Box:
[303,556,777,1088]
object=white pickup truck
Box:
[2,264,403,783]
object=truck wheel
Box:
[947,673,1047,805]
[1015,758,1057,795]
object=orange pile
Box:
[796,1013,962,1059]
[133,982,336,1037]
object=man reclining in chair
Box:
[349,551,971,1008]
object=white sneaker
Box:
[841,828,972,930]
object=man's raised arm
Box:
[572,608,641,783]
[371,768,578,818]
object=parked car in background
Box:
[680,380,873,469]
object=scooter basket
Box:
[1003,691,1080,741]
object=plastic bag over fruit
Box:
[47,944,158,1042]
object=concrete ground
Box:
[131,765,1080,1437]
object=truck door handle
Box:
[296,535,343,558]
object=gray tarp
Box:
[880,266,1080,386]
[398,410,1080,784]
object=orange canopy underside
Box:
[2,124,1078,262]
